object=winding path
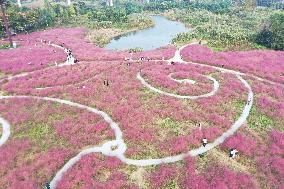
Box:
[0,41,260,188]
[137,72,220,99]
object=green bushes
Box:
[255,11,284,50]
[0,1,152,37]
[0,3,78,36]
[169,8,273,50]
[190,0,232,14]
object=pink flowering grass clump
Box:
[54,112,115,148]
[142,63,216,96]
[0,43,66,75]
[180,44,284,84]
[0,139,31,179]
[2,61,120,95]
[56,153,138,189]
[1,147,73,188]
[221,133,257,156]
[133,46,176,60]
[148,165,177,188]
[180,157,257,189]
[256,95,284,118]
[255,130,284,189]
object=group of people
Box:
[65,48,79,64]
[38,39,79,65]
[103,80,110,86]
[124,56,151,62]
[201,137,238,158]
[199,124,238,158]
[139,56,151,61]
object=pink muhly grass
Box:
[221,133,257,156]
[149,165,177,188]
[180,44,284,84]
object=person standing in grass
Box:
[229,149,238,158]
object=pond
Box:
[105,15,189,51]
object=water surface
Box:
[105,15,189,51]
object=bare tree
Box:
[0,0,13,47]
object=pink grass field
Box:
[0,28,283,189]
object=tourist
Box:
[45,182,50,189]
[229,148,238,158]
[202,138,208,147]
[68,49,72,56]
[104,80,109,86]
[247,99,251,105]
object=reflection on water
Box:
[105,15,189,51]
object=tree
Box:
[0,0,12,47]
[267,11,284,50]
[256,11,284,50]
[245,0,257,8]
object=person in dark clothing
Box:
[247,99,251,105]
[104,80,109,86]
[45,182,50,189]
[229,148,238,158]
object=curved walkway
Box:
[137,72,220,99]
[0,117,10,147]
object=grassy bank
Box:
[164,8,274,51]
[85,14,154,47]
